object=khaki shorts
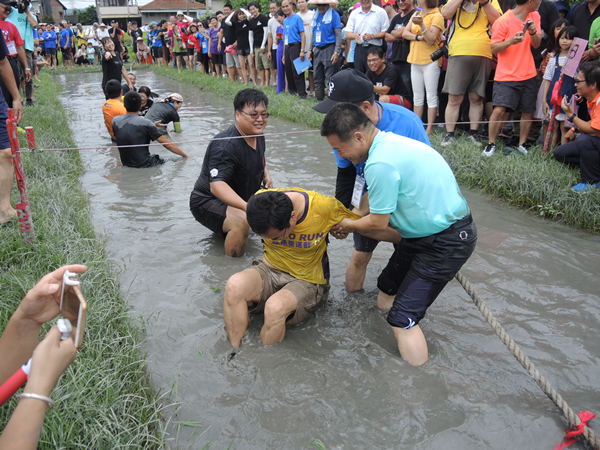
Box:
[255,49,270,70]
[442,55,493,98]
[248,258,327,325]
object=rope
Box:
[454,271,600,450]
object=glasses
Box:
[573,78,585,84]
[367,57,380,64]
[238,110,270,120]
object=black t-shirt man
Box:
[223,20,237,46]
[572,1,600,46]
[109,25,123,53]
[129,27,144,52]
[367,63,409,99]
[387,10,417,63]
[192,124,266,203]
[145,101,180,132]
[112,114,165,168]
[249,14,269,50]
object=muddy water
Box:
[59,71,600,450]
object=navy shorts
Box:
[190,192,227,238]
[378,215,477,329]
[46,47,56,56]
[353,231,379,253]
[0,113,9,149]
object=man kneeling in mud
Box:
[223,188,401,347]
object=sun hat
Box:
[313,69,374,114]
[166,93,183,103]
[136,36,143,40]
[99,23,106,27]
[308,0,339,4]
[177,10,184,15]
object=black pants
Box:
[285,43,306,98]
[353,44,381,74]
[0,58,20,106]
[554,134,600,183]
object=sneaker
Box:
[499,127,514,139]
[441,133,455,147]
[571,182,600,192]
[467,134,482,146]
[515,144,528,155]
[482,142,496,157]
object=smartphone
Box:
[59,270,87,350]
[522,21,529,34]
[414,9,421,16]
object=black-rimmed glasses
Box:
[238,110,270,120]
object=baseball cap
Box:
[93,22,98,26]
[177,10,184,15]
[555,0,568,12]
[381,0,395,6]
[313,69,374,114]
[0,0,18,6]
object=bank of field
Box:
[152,66,600,233]
[0,74,164,448]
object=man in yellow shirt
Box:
[223,188,401,348]
[102,80,126,139]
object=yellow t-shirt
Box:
[443,0,502,58]
[407,8,445,66]
[256,188,362,285]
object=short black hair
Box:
[270,1,280,6]
[138,86,154,97]
[234,88,269,112]
[248,1,260,9]
[101,37,113,46]
[366,46,384,59]
[321,103,373,143]
[216,10,223,15]
[105,79,122,99]
[246,191,294,235]
[132,20,137,25]
[123,91,142,112]
[224,3,233,9]
[579,61,600,89]
[276,8,285,17]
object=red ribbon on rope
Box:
[554,411,596,450]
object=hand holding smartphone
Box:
[59,270,87,349]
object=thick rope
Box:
[454,271,600,450]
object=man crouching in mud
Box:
[223,188,401,347]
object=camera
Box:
[430,42,448,61]
[17,0,30,14]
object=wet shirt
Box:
[387,10,417,63]
[256,188,361,285]
[365,131,470,238]
[145,101,180,127]
[102,98,126,137]
[367,63,409,98]
[192,124,265,202]
[249,14,268,49]
[112,114,163,168]
[101,51,124,90]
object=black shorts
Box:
[353,231,379,253]
[174,50,187,57]
[0,109,9,149]
[378,215,477,329]
[211,53,223,65]
[151,46,162,59]
[61,47,71,60]
[190,193,227,238]
[187,47,195,56]
[492,77,538,113]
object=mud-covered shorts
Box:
[377,215,477,329]
[248,258,328,325]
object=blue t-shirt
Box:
[313,9,341,46]
[333,101,430,179]
[365,131,469,238]
[42,31,56,49]
[197,32,209,54]
[148,29,162,47]
[283,14,304,44]
[59,29,70,47]
[7,10,34,52]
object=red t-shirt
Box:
[0,21,24,56]
[491,10,541,82]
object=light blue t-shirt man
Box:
[7,9,34,52]
[365,130,470,238]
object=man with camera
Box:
[440,0,502,147]
[7,0,36,105]
[85,22,101,65]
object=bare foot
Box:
[0,207,17,224]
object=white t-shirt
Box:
[97,28,110,43]
[298,10,314,52]
[268,16,278,50]
[86,27,99,46]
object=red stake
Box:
[7,109,34,245]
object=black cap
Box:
[312,69,374,114]
[0,0,18,6]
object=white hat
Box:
[99,23,106,27]
[177,10,184,15]
[308,0,339,4]
[136,37,143,40]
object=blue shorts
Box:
[378,215,477,329]
[45,47,56,55]
[0,99,9,149]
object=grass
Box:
[150,65,600,233]
[0,73,165,448]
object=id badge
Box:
[7,41,16,55]
[315,31,321,43]
[285,35,288,45]
[202,42,207,50]
[351,175,365,209]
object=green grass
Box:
[151,65,600,233]
[0,73,165,448]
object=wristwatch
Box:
[569,113,577,122]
